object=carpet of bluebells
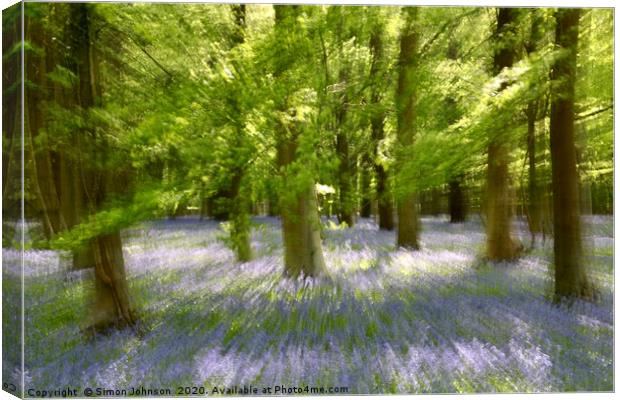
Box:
[3,215,613,394]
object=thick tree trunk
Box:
[70,4,136,329]
[486,142,520,259]
[369,22,394,231]
[90,232,136,330]
[549,9,594,301]
[395,7,420,249]
[281,184,327,278]
[274,5,327,278]
[277,139,327,278]
[486,8,520,261]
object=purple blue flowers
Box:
[4,215,613,393]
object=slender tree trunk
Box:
[549,9,594,301]
[199,195,210,220]
[486,8,520,261]
[24,14,66,239]
[449,178,466,223]
[375,165,393,230]
[359,154,372,218]
[526,100,542,237]
[229,168,252,262]
[369,22,394,231]
[445,39,467,223]
[524,11,544,245]
[430,187,442,216]
[207,5,248,224]
[228,5,252,262]
[334,13,355,227]
[266,180,279,216]
[395,7,420,249]
[336,129,354,227]
[2,4,22,249]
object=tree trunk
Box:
[2,4,22,249]
[376,166,393,230]
[395,7,420,249]
[229,168,252,262]
[549,9,594,301]
[334,13,355,228]
[486,8,520,261]
[90,232,136,331]
[274,5,327,278]
[524,11,544,245]
[430,187,442,216]
[449,178,466,223]
[277,138,327,278]
[445,39,467,223]
[24,13,66,239]
[228,5,252,262]
[336,130,355,227]
[359,154,372,218]
[70,4,136,329]
[281,184,327,278]
[486,142,520,259]
[208,5,248,223]
[369,21,394,231]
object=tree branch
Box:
[576,104,613,121]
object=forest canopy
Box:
[1,3,614,395]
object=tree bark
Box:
[24,12,66,239]
[2,4,22,249]
[524,11,544,244]
[229,167,252,262]
[91,232,136,330]
[395,7,420,249]
[336,129,355,227]
[359,154,372,218]
[228,5,252,262]
[274,5,327,278]
[449,178,466,223]
[277,137,327,278]
[369,20,394,231]
[334,12,355,228]
[486,8,521,261]
[526,100,543,237]
[69,4,136,329]
[549,9,594,301]
[445,39,467,223]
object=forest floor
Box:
[3,215,613,394]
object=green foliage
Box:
[22,4,613,253]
